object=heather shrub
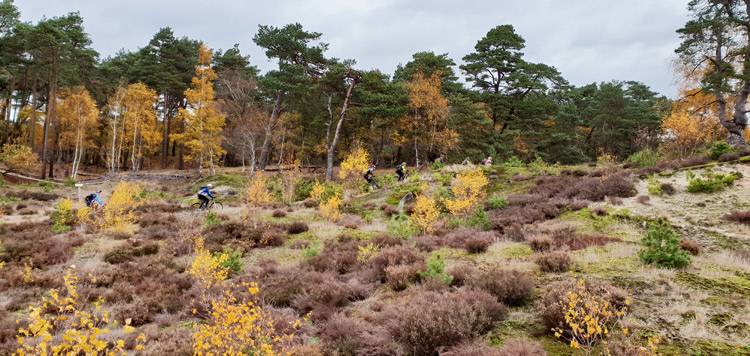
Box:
[112,297,151,326]
[386,264,422,291]
[272,209,286,218]
[451,287,508,322]
[724,210,750,224]
[302,198,318,208]
[605,196,623,205]
[286,221,309,234]
[660,183,676,195]
[569,200,590,211]
[678,156,710,168]
[679,238,701,256]
[319,313,364,355]
[466,269,534,306]
[369,246,425,282]
[464,236,491,254]
[638,220,691,269]
[370,234,403,247]
[636,195,650,205]
[719,152,740,162]
[528,236,554,252]
[305,240,359,274]
[441,341,502,356]
[497,339,547,356]
[534,251,573,272]
[388,292,496,356]
[447,265,473,287]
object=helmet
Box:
[207,184,213,188]
[96,190,102,194]
[401,162,407,166]
[371,165,376,168]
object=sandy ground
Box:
[613,163,750,251]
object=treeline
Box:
[0,0,670,177]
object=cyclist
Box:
[84,190,105,208]
[462,157,471,165]
[364,165,376,185]
[396,162,407,182]
[197,183,215,209]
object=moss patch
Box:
[500,245,533,259]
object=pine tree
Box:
[174,44,226,176]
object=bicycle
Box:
[191,198,223,212]
[88,200,104,216]
[366,177,381,191]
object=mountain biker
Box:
[197,184,215,209]
[396,162,407,182]
[84,190,105,208]
[462,157,471,165]
[364,165,376,184]
[436,154,445,164]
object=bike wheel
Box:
[190,202,203,211]
[210,202,223,212]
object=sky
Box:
[15,0,690,97]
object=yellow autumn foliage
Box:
[445,168,488,218]
[310,181,325,203]
[320,195,342,222]
[661,88,725,157]
[246,172,274,207]
[412,193,440,234]
[339,145,370,180]
[98,181,142,231]
[16,266,145,356]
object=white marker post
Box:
[75,183,83,202]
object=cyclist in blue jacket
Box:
[197,184,215,209]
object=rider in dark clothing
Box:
[364,165,376,184]
[197,184,215,208]
[85,191,104,207]
[396,162,407,182]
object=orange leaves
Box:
[661,88,724,157]
[445,168,489,218]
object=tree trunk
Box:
[29,71,37,149]
[161,94,170,169]
[41,69,56,179]
[326,77,357,180]
[258,90,285,170]
[179,119,185,170]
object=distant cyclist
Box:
[84,190,105,208]
[197,183,215,209]
[396,162,407,182]
[364,165,376,184]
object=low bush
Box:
[625,149,662,168]
[369,246,425,282]
[537,278,628,332]
[305,240,359,274]
[636,195,650,205]
[466,269,534,306]
[686,168,742,193]
[719,152,740,162]
[679,238,701,256]
[528,236,554,252]
[487,197,509,210]
[285,221,309,234]
[464,236,491,254]
[724,210,750,224]
[661,183,676,195]
[569,200,590,211]
[678,156,710,168]
[605,196,623,205]
[497,338,548,356]
[272,209,287,218]
[302,198,318,208]
[215,246,244,275]
[710,141,734,159]
[387,291,501,356]
[6,190,59,201]
[534,251,573,273]
[385,264,422,291]
[441,341,501,356]
[638,220,691,268]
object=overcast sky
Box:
[16,0,689,97]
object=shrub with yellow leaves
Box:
[445,168,488,218]
[554,277,630,356]
[412,193,440,234]
[21,260,33,284]
[51,198,74,233]
[246,172,274,207]
[357,243,380,263]
[320,195,342,222]
[310,181,325,203]
[339,145,371,180]
[16,266,145,355]
[80,181,143,232]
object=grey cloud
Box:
[17,0,688,97]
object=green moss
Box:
[674,272,750,299]
[709,313,732,326]
[501,245,533,259]
[708,231,750,250]
[385,182,422,205]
